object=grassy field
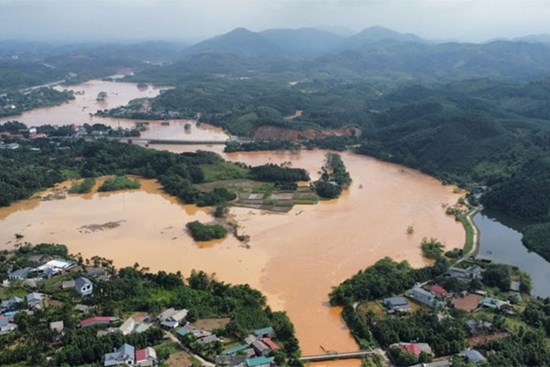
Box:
[200,162,248,182]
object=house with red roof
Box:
[80,316,117,328]
[427,284,450,299]
[135,347,157,367]
[390,342,433,357]
[261,338,280,351]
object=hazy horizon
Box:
[1,0,550,44]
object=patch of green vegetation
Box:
[68,178,96,194]
[200,162,248,182]
[457,212,475,254]
[523,222,550,262]
[249,164,309,183]
[61,169,80,180]
[421,237,445,259]
[98,175,140,192]
[186,220,227,241]
[314,153,351,199]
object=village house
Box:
[75,277,93,296]
[222,344,252,356]
[405,286,442,308]
[446,265,484,283]
[479,296,511,311]
[216,355,248,367]
[0,316,18,335]
[157,307,188,329]
[118,317,136,336]
[465,319,493,337]
[426,284,450,299]
[50,320,65,334]
[176,324,213,339]
[383,296,412,313]
[26,292,45,310]
[135,347,157,367]
[134,323,151,334]
[8,267,31,280]
[80,316,118,328]
[37,259,74,278]
[461,349,486,364]
[104,343,135,366]
[197,334,219,346]
[1,296,23,311]
[245,356,274,367]
[253,326,276,339]
[261,338,280,351]
[251,338,271,357]
[390,342,433,357]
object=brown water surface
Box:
[0,81,465,367]
[0,149,463,363]
[0,79,229,141]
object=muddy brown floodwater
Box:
[0,79,229,142]
[0,80,465,367]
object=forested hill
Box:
[129,27,550,83]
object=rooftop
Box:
[246,356,274,367]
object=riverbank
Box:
[456,204,483,264]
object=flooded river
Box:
[0,80,467,366]
[0,79,228,142]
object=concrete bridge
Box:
[125,138,229,145]
[299,350,375,362]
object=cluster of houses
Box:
[216,326,279,367]
[0,255,107,337]
[380,263,522,366]
[176,322,219,346]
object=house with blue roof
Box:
[406,286,443,308]
[246,356,274,367]
[462,349,486,364]
[103,343,135,366]
[253,326,275,338]
[222,344,250,355]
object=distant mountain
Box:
[182,27,345,60]
[260,28,345,58]
[344,26,428,46]
[309,40,550,82]
[514,34,550,44]
[182,28,282,58]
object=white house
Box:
[75,277,93,296]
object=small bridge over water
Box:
[299,350,375,362]
[125,138,229,145]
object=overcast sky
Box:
[1,0,550,43]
